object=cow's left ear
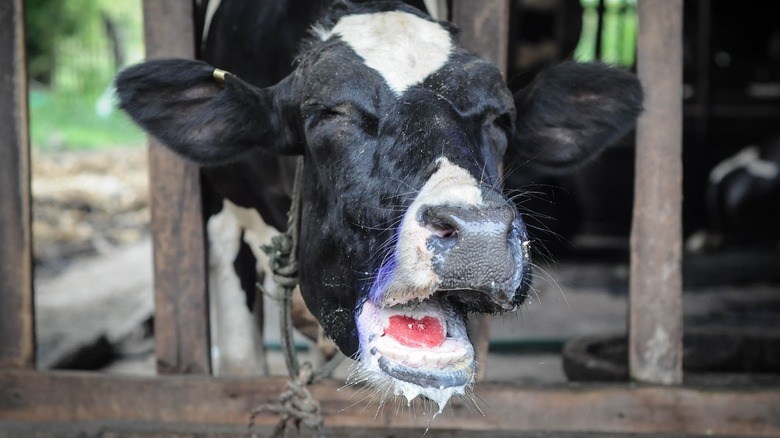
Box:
[509,61,643,173]
[115,58,301,165]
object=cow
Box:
[116,0,642,412]
[702,135,780,248]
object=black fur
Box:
[115,0,643,357]
[115,59,301,163]
[510,61,644,173]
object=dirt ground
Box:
[32,147,150,277]
[32,147,154,370]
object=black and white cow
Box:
[705,135,780,247]
[116,0,642,411]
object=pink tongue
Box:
[385,315,445,348]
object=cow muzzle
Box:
[352,159,531,412]
[375,198,530,310]
[422,203,527,310]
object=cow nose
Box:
[421,203,524,305]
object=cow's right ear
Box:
[115,58,301,164]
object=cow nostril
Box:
[426,222,457,239]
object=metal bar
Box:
[451,0,510,380]
[630,0,684,384]
[142,0,211,375]
[0,0,35,369]
[2,370,780,436]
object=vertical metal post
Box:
[0,0,35,369]
[630,0,684,384]
[451,0,510,380]
[143,0,211,375]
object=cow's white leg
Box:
[207,199,275,376]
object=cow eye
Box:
[304,102,378,136]
[316,103,351,120]
[485,112,513,156]
[492,112,514,133]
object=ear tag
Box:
[213,68,230,85]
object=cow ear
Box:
[510,61,643,173]
[115,58,301,164]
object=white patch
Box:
[320,11,453,95]
[710,145,780,184]
[201,0,223,44]
[637,325,676,384]
[379,158,483,306]
[206,199,279,376]
[422,0,448,21]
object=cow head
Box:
[116,1,642,412]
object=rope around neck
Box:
[253,156,345,437]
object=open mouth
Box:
[355,291,476,410]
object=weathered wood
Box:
[0,0,34,369]
[451,0,510,380]
[0,423,742,438]
[629,0,684,385]
[142,0,211,375]
[1,370,779,436]
[452,0,510,74]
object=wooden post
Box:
[452,1,510,73]
[0,0,35,369]
[630,0,684,384]
[142,0,211,375]
[451,0,510,380]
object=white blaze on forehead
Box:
[380,158,483,306]
[321,11,453,95]
[412,157,483,208]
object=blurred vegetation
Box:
[26,0,145,151]
[576,0,637,67]
[24,0,635,151]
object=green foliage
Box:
[29,89,145,151]
[575,0,637,67]
[25,0,87,84]
[26,0,145,151]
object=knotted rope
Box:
[249,362,322,437]
[251,156,345,437]
[263,157,305,379]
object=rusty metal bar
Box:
[451,0,510,380]
[630,0,684,384]
[142,0,211,375]
[0,0,35,369]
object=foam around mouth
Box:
[355,293,476,413]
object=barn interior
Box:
[30,0,780,385]
[501,0,780,382]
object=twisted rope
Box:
[249,363,323,438]
[252,156,345,437]
[266,157,305,378]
